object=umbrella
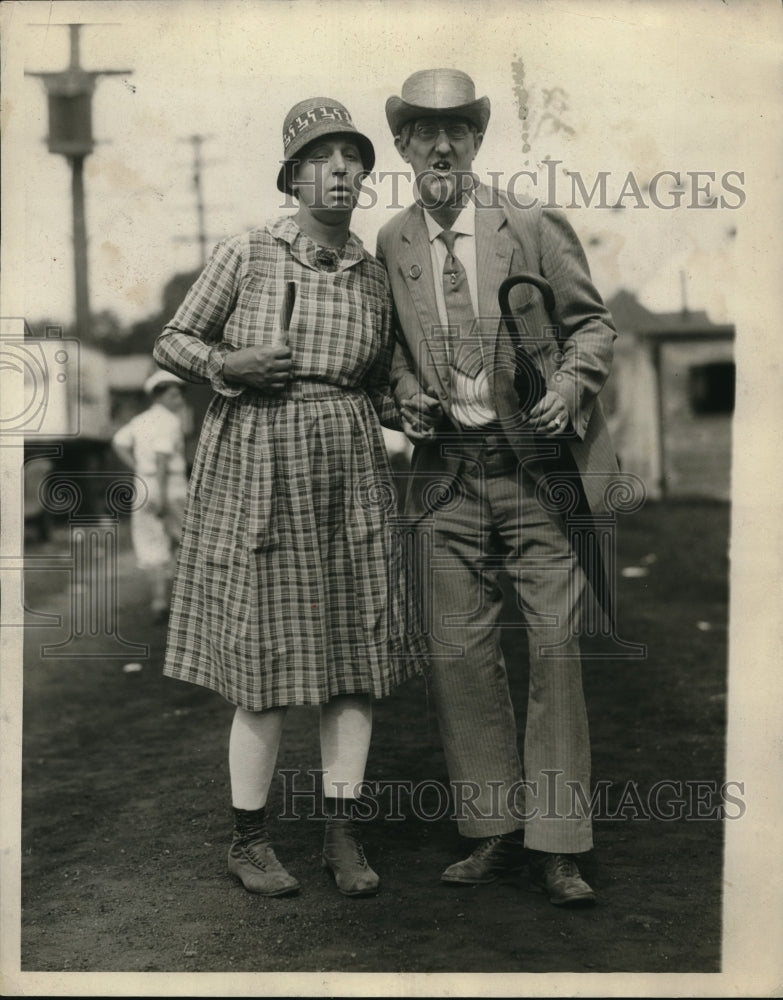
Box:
[499,273,614,625]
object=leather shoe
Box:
[441,832,526,885]
[322,818,379,897]
[228,834,300,897]
[528,851,596,906]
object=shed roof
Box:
[607,289,734,341]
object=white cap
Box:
[144,369,186,395]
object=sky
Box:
[4,0,779,332]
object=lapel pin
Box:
[408,264,422,280]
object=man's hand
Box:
[522,390,571,436]
[223,344,293,392]
[400,385,443,443]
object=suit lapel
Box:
[475,194,515,341]
[393,194,520,399]
[474,191,528,421]
[399,208,442,345]
[395,207,454,388]
[398,194,516,345]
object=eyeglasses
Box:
[411,122,472,141]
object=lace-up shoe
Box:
[528,851,596,906]
[441,832,526,885]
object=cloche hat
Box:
[385,68,491,136]
[276,96,375,195]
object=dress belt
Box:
[245,379,363,402]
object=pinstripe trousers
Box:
[420,437,593,853]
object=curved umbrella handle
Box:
[499,273,556,317]
[499,273,555,411]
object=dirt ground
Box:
[17,497,729,979]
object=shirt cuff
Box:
[207,344,245,398]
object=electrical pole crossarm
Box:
[25,23,134,340]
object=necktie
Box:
[438,229,483,379]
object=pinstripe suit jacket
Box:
[376,185,620,514]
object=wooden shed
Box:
[602,290,735,502]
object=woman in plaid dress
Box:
[153,98,426,898]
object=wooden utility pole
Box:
[26,24,132,340]
[176,134,214,268]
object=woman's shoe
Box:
[228,830,300,897]
[321,817,379,897]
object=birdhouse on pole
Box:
[28,24,131,158]
[26,25,132,340]
[44,68,97,158]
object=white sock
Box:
[229,705,287,810]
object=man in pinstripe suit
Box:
[376,69,620,906]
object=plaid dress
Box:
[153,217,427,710]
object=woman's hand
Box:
[222,345,293,392]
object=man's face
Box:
[395,116,483,209]
[291,136,366,217]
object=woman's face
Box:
[291,136,366,218]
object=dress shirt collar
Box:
[266,215,366,271]
[423,197,476,244]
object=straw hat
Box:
[385,68,491,136]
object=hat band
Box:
[283,106,355,150]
